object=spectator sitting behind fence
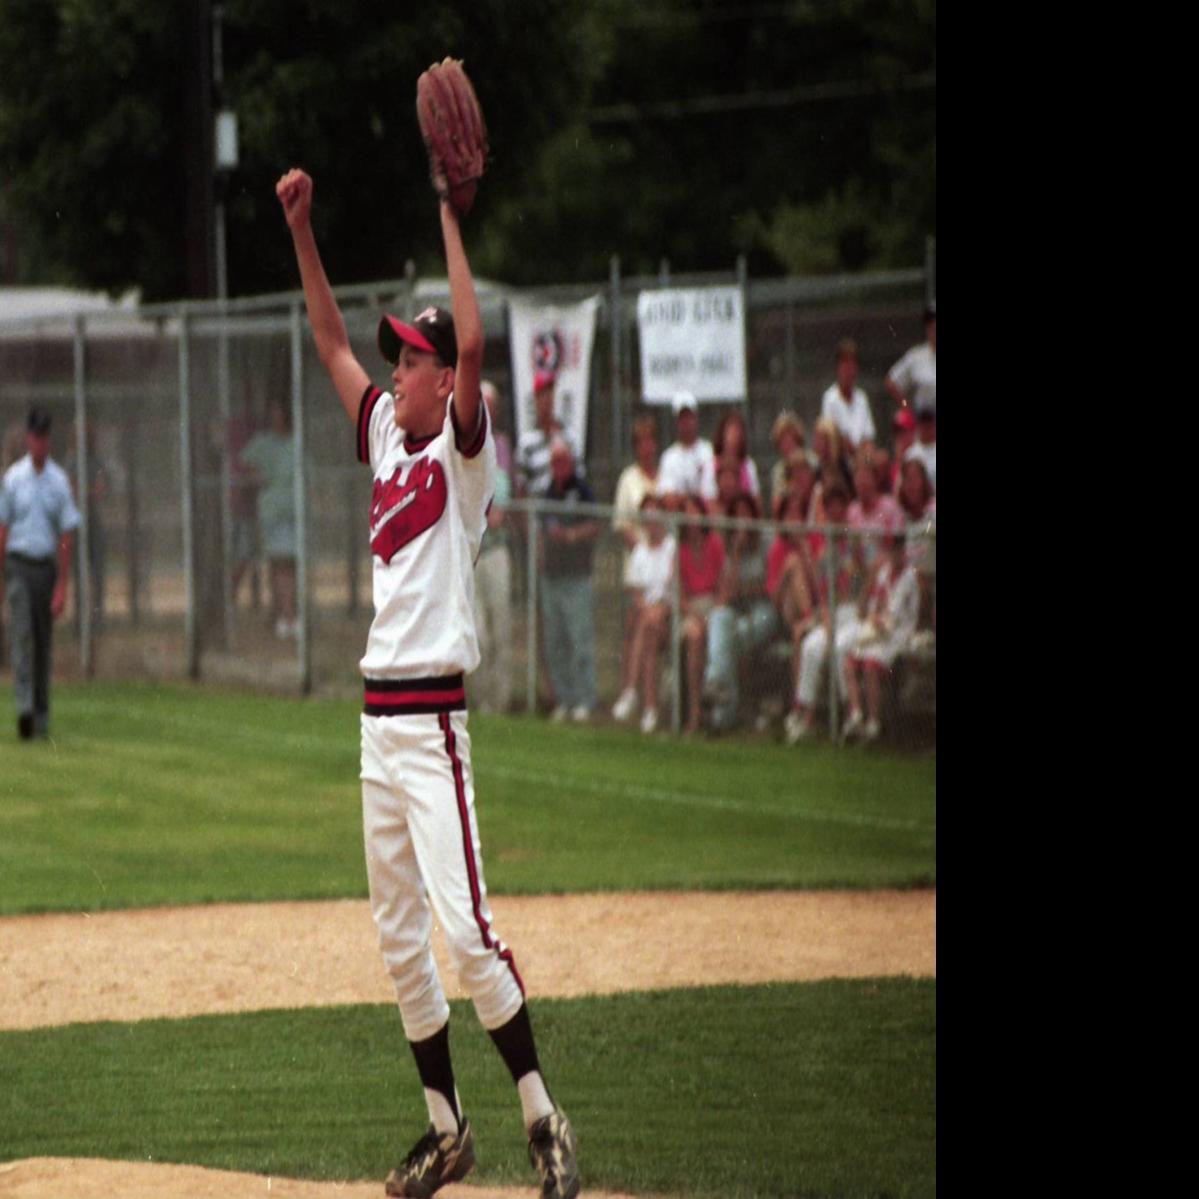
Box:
[703,491,777,732]
[810,417,852,517]
[777,451,819,523]
[611,493,676,734]
[766,490,820,718]
[768,411,811,514]
[701,409,760,503]
[541,437,599,723]
[885,303,936,415]
[676,493,724,735]
[841,532,920,744]
[904,406,936,491]
[889,408,917,493]
[848,447,903,578]
[240,398,299,640]
[656,391,713,504]
[517,369,577,498]
[784,480,860,744]
[821,338,876,458]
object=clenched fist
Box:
[276,168,313,231]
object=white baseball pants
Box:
[360,709,526,1042]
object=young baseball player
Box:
[276,168,579,1199]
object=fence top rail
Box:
[507,495,934,542]
[0,265,927,332]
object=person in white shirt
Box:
[885,304,936,415]
[610,494,676,733]
[819,338,876,455]
[903,409,936,491]
[656,391,713,503]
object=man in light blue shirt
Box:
[0,407,80,740]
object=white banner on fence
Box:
[507,295,600,454]
[636,285,747,404]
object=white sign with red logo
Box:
[507,295,600,453]
[637,285,747,404]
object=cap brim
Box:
[378,314,437,365]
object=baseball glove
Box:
[416,57,489,217]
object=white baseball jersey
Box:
[357,384,495,685]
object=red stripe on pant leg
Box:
[439,713,526,996]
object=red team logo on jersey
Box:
[370,456,448,564]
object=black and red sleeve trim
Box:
[357,385,385,465]
[363,674,467,716]
[451,394,488,460]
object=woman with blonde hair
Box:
[768,411,808,509]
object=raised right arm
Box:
[276,168,370,423]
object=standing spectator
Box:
[472,381,514,713]
[885,303,937,414]
[704,492,777,732]
[820,338,876,457]
[700,410,760,502]
[656,392,714,504]
[612,415,660,701]
[677,493,724,734]
[768,411,811,513]
[848,448,904,578]
[904,408,937,491]
[889,408,917,492]
[611,494,676,733]
[241,399,300,640]
[899,456,936,623]
[784,481,860,744]
[540,438,599,722]
[842,534,920,743]
[516,370,577,498]
[0,407,80,741]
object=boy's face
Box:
[392,344,451,434]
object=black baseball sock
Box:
[487,1002,541,1081]
[408,1022,461,1133]
[488,1004,556,1128]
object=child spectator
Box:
[677,493,724,734]
[842,534,920,743]
[611,494,676,734]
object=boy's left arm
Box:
[440,201,484,447]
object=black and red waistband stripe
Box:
[357,385,385,465]
[363,674,466,716]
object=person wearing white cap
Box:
[655,391,714,504]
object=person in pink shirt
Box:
[678,493,725,734]
[847,448,903,576]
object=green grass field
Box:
[0,680,936,1197]
[0,681,935,914]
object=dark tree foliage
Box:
[0,0,934,300]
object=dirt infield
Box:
[0,889,935,1197]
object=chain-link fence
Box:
[0,265,933,747]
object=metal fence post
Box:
[179,306,199,679]
[291,301,311,695]
[72,314,93,676]
[670,511,681,734]
[525,500,538,713]
[609,254,623,478]
[217,296,234,646]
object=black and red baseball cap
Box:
[378,306,457,367]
